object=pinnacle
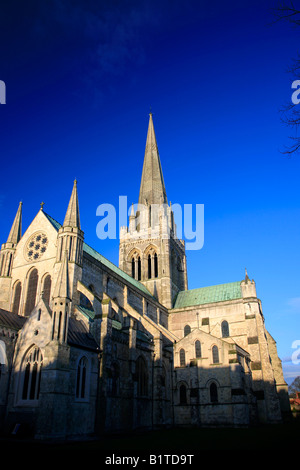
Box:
[6,201,22,244]
[63,180,81,229]
[138,114,167,206]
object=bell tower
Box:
[119,113,187,308]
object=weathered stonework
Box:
[0,115,290,439]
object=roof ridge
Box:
[178,281,242,295]
[174,281,242,309]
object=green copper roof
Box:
[43,211,153,298]
[83,242,153,297]
[173,281,242,309]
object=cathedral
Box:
[0,114,290,439]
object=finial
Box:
[245,267,250,282]
[40,202,45,211]
[149,105,152,116]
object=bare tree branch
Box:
[273,1,300,155]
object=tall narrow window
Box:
[148,254,152,279]
[43,274,51,306]
[179,348,186,367]
[136,356,148,397]
[221,320,229,338]
[76,356,88,399]
[21,346,43,402]
[179,384,187,404]
[24,268,38,316]
[154,252,158,278]
[195,340,201,358]
[12,281,22,314]
[210,382,218,403]
[212,345,219,364]
[184,325,191,337]
[137,257,141,281]
[131,257,135,279]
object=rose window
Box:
[25,232,48,261]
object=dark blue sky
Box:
[1,0,300,383]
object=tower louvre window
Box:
[131,257,135,279]
[154,252,158,278]
[137,256,141,281]
[148,254,151,279]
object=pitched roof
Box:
[0,307,98,351]
[68,317,99,351]
[0,308,26,330]
[43,212,154,299]
[173,281,242,309]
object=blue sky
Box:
[1,0,300,384]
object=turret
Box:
[56,180,84,265]
[55,180,84,308]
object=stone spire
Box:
[63,179,81,229]
[6,201,22,244]
[53,250,70,300]
[138,113,167,206]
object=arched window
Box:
[76,356,88,399]
[24,268,38,316]
[221,320,229,338]
[136,356,148,397]
[131,257,135,279]
[184,325,191,337]
[210,382,218,403]
[42,274,51,306]
[179,348,186,367]
[148,254,152,279]
[195,340,201,358]
[12,281,22,314]
[212,345,219,364]
[21,346,43,402]
[137,256,141,281]
[179,384,187,404]
[154,252,158,278]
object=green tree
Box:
[288,376,300,396]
